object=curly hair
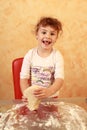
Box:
[35,17,62,34]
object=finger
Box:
[22,96,28,102]
[33,89,43,95]
[34,93,46,99]
[34,88,43,92]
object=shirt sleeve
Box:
[54,51,64,79]
[20,50,32,79]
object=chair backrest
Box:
[12,58,23,99]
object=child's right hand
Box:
[22,95,28,104]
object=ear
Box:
[36,34,39,40]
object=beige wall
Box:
[0,0,87,99]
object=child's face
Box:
[36,26,58,50]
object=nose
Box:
[46,32,51,38]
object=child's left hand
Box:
[33,87,52,99]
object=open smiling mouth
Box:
[42,40,52,45]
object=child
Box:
[20,17,64,99]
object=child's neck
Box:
[37,47,53,58]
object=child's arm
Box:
[20,78,29,94]
[34,78,64,99]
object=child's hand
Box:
[22,95,28,104]
[33,87,51,99]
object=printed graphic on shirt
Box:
[31,66,55,87]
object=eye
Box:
[42,31,46,34]
[50,32,55,36]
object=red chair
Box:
[12,58,23,99]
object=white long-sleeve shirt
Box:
[20,47,64,96]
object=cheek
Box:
[53,37,57,42]
[36,33,42,39]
